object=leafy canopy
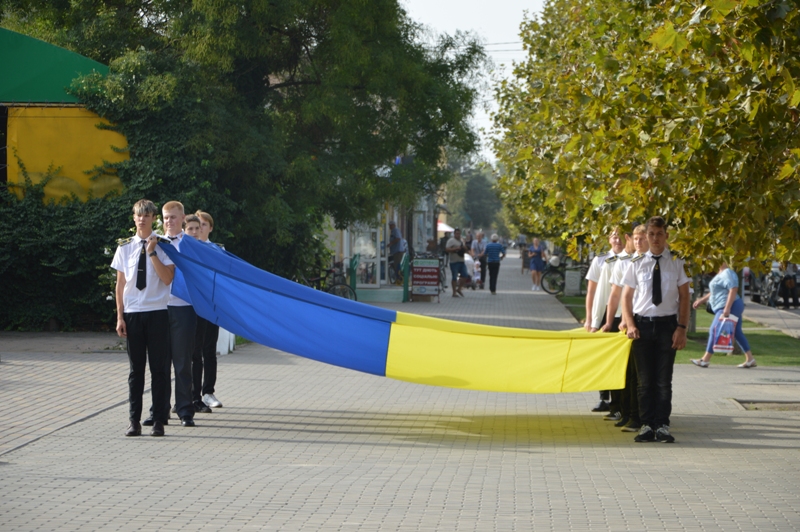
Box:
[493,0,800,270]
[0,0,486,328]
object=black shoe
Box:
[603,411,622,421]
[125,421,142,437]
[634,425,656,442]
[591,400,610,412]
[142,417,168,426]
[150,421,165,437]
[655,425,675,443]
[181,417,196,427]
[614,416,630,428]
[194,402,212,414]
[621,420,641,433]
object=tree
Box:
[1,0,486,329]
[493,0,800,270]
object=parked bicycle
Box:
[298,264,357,301]
[540,256,589,296]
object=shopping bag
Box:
[711,315,738,354]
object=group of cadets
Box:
[585,216,691,443]
[112,199,224,437]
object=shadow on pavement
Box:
[161,408,800,450]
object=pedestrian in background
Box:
[781,262,798,309]
[691,263,757,369]
[471,231,487,289]
[528,237,547,291]
[446,228,472,297]
[388,220,404,282]
[485,234,506,295]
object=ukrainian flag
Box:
[161,237,630,394]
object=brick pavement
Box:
[1,251,799,531]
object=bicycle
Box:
[299,266,357,301]
[388,254,405,286]
[540,257,589,296]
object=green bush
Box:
[0,175,128,330]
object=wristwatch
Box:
[149,251,158,257]
[677,323,687,329]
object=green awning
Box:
[0,28,108,104]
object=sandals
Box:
[738,359,757,368]
[691,359,709,368]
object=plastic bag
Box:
[711,315,738,354]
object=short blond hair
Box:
[162,200,185,214]
[195,211,214,228]
[633,224,647,236]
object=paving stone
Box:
[0,250,799,530]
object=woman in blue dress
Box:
[528,237,548,291]
[691,263,757,368]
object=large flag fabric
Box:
[160,237,631,394]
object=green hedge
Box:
[0,176,128,330]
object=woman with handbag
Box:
[691,264,757,368]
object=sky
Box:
[400,0,545,162]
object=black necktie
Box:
[652,255,662,306]
[168,235,178,241]
[136,241,147,290]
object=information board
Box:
[411,259,440,296]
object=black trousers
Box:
[619,349,640,424]
[603,315,623,411]
[487,262,500,292]
[631,318,677,428]
[125,310,171,423]
[193,316,219,402]
[169,305,197,419]
[479,257,488,286]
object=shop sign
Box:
[412,259,439,295]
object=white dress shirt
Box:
[111,234,174,313]
[590,251,629,328]
[585,251,612,284]
[621,249,689,317]
[610,252,636,288]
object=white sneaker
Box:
[202,393,223,408]
[531,286,536,291]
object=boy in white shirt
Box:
[112,199,175,437]
[584,228,626,412]
[621,216,690,443]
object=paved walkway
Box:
[1,251,799,531]
[743,303,800,339]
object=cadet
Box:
[584,227,626,412]
[621,216,690,443]
[603,223,648,432]
[112,199,175,437]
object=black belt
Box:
[634,314,676,323]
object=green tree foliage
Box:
[1,1,485,328]
[443,152,505,232]
[493,0,800,269]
